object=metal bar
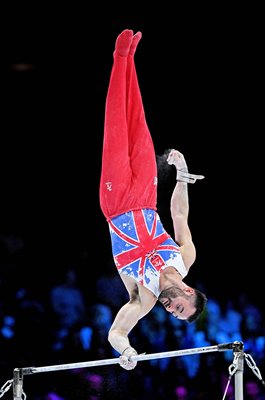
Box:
[12,342,240,400]
[234,352,244,400]
[12,369,23,400]
[21,344,220,375]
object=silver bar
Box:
[22,344,219,375]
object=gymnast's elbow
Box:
[108,327,129,353]
[108,328,116,344]
[108,327,125,342]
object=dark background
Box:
[1,8,262,296]
[0,6,264,398]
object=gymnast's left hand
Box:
[119,347,138,370]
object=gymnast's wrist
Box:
[121,346,137,357]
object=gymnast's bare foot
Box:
[129,31,142,55]
[115,29,133,57]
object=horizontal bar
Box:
[19,344,223,375]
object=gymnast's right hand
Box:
[119,347,138,370]
[167,149,188,171]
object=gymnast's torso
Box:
[108,209,187,297]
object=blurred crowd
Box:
[1,234,265,400]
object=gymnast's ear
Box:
[183,287,195,296]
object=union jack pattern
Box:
[108,208,187,297]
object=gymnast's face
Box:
[158,286,196,320]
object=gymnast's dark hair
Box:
[187,289,208,323]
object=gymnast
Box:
[99,29,207,370]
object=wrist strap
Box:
[122,347,136,355]
[177,169,205,184]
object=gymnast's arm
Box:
[166,149,199,268]
[108,283,157,369]
[170,179,196,268]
